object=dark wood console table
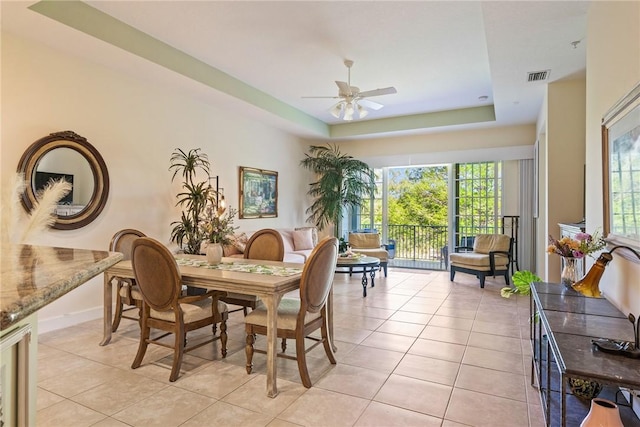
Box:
[531,282,640,427]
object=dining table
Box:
[102,255,307,398]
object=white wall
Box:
[1,32,311,332]
[585,2,640,315]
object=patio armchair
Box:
[348,232,389,277]
[449,234,512,288]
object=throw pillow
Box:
[231,232,248,253]
[294,226,318,247]
[293,228,314,251]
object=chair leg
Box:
[321,314,337,364]
[479,273,486,288]
[112,288,124,333]
[220,319,228,358]
[450,268,456,281]
[503,271,510,286]
[382,262,388,277]
[131,319,150,370]
[295,332,312,388]
[170,326,186,382]
[245,332,255,374]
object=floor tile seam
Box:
[459,357,526,377]
[36,401,110,426]
[371,383,451,421]
[357,399,446,426]
[63,391,123,419]
[463,341,524,356]
[390,365,461,389]
[313,378,386,402]
[450,381,532,406]
[450,379,529,403]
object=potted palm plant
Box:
[300,144,376,237]
[169,148,216,254]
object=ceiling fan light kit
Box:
[303,59,397,121]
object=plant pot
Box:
[205,243,223,265]
[569,378,603,401]
[580,398,623,427]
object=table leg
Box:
[361,271,368,297]
[370,267,376,287]
[100,273,113,346]
[262,293,283,398]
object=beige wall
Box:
[543,78,586,282]
[1,33,311,331]
[585,1,640,314]
[309,124,536,168]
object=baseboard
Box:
[38,306,103,334]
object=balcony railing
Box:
[361,224,449,270]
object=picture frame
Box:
[239,166,278,219]
[601,81,640,255]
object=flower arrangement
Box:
[201,205,238,246]
[547,230,605,259]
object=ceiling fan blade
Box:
[301,96,341,99]
[335,81,351,96]
[358,99,384,110]
[358,87,397,98]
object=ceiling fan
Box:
[303,59,397,121]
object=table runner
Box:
[175,259,302,276]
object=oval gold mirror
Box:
[17,131,109,230]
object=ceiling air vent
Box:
[527,70,550,82]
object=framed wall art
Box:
[601,81,640,254]
[239,166,278,219]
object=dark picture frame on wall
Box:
[602,81,640,255]
[239,166,278,219]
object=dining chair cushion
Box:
[246,299,322,330]
[150,300,228,324]
[119,284,143,301]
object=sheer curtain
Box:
[519,159,535,272]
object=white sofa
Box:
[224,227,319,263]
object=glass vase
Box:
[561,256,578,288]
[580,398,623,427]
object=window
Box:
[454,161,502,246]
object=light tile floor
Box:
[36,269,546,427]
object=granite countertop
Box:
[0,244,123,330]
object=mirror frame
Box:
[17,130,110,230]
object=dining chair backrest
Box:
[299,237,338,314]
[131,237,181,312]
[109,229,146,260]
[244,228,285,261]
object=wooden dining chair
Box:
[130,237,228,382]
[244,236,338,388]
[109,228,146,332]
[221,228,285,315]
